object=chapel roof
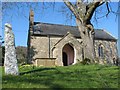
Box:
[32,22,117,41]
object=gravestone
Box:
[4,23,19,75]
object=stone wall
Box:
[29,35,62,65]
[95,40,118,65]
[49,36,62,58]
[34,58,56,66]
[28,34,118,66]
[31,36,49,59]
[30,36,62,59]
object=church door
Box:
[62,52,68,66]
[62,44,74,66]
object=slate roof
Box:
[32,22,117,41]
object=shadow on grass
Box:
[3,69,65,88]
[20,67,56,75]
[3,67,65,88]
[2,65,119,88]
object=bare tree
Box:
[63,0,111,62]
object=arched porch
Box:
[62,44,74,66]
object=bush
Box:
[76,58,91,65]
[1,46,27,65]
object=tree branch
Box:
[84,0,105,24]
[63,0,83,23]
[76,0,86,19]
[106,2,110,17]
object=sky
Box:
[1,1,120,56]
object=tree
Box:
[0,35,4,46]
[16,46,27,64]
[63,0,110,62]
[0,36,4,66]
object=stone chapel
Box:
[27,10,118,66]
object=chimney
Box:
[29,9,34,26]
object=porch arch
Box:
[62,43,74,66]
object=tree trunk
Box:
[76,19,95,63]
[82,34,95,62]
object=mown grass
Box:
[1,64,119,88]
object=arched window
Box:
[98,45,104,58]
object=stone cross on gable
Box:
[4,23,19,75]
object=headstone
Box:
[4,23,19,75]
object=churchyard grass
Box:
[1,64,119,88]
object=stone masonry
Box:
[4,23,19,75]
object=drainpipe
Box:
[48,35,50,58]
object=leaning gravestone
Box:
[4,23,19,75]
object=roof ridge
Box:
[34,22,77,27]
[94,29,103,31]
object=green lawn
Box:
[1,64,119,88]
